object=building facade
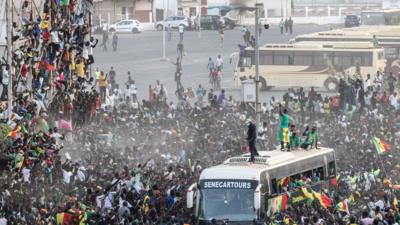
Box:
[177,0,207,17]
[93,0,153,23]
[93,0,179,23]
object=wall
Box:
[153,0,178,19]
[177,0,207,16]
[383,0,400,8]
[94,0,135,24]
[134,0,152,22]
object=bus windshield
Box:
[200,189,255,221]
[361,12,385,25]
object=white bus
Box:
[292,27,400,75]
[233,42,385,91]
[187,148,337,225]
[361,9,400,26]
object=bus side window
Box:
[361,52,373,66]
[328,161,336,177]
[239,57,252,67]
[271,178,278,195]
[289,173,301,188]
[288,55,294,65]
[313,167,324,182]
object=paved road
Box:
[93,24,333,102]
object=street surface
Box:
[93,24,334,102]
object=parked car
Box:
[344,15,360,27]
[155,16,189,31]
[109,20,143,33]
[194,15,237,30]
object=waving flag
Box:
[301,187,314,201]
[267,193,288,216]
[56,212,77,225]
[312,191,332,208]
[372,137,390,154]
[336,199,349,215]
[279,177,290,187]
[79,211,96,225]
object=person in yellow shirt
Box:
[76,59,85,82]
[323,97,330,114]
[98,71,107,103]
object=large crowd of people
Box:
[1,1,400,225]
[0,62,399,224]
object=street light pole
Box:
[198,0,201,38]
[6,0,13,118]
[254,4,260,130]
[162,0,166,60]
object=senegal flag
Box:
[312,191,332,208]
[79,211,96,225]
[279,177,290,187]
[336,199,349,215]
[372,137,390,154]
[56,212,77,225]
[267,193,288,216]
[301,187,314,201]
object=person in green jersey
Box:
[301,126,319,150]
[279,104,290,151]
[371,35,379,47]
[289,124,301,149]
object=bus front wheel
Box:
[324,77,339,92]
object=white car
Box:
[109,20,143,33]
[155,16,189,31]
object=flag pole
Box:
[376,153,389,180]
[372,138,389,180]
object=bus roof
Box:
[293,42,375,49]
[260,42,379,50]
[199,148,334,181]
[362,9,400,13]
[293,25,400,38]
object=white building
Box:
[153,0,178,21]
[177,0,208,17]
[0,0,6,46]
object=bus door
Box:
[383,46,400,75]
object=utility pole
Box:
[198,0,201,38]
[162,0,166,60]
[89,11,92,79]
[255,3,261,130]
[6,0,13,118]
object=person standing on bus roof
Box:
[257,121,268,149]
[246,119,259,162]
[372,35,379,47]
[279,104,291,151]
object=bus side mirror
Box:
[254,184,262,210]
[264,24,269,29]
[187,183,197,208]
